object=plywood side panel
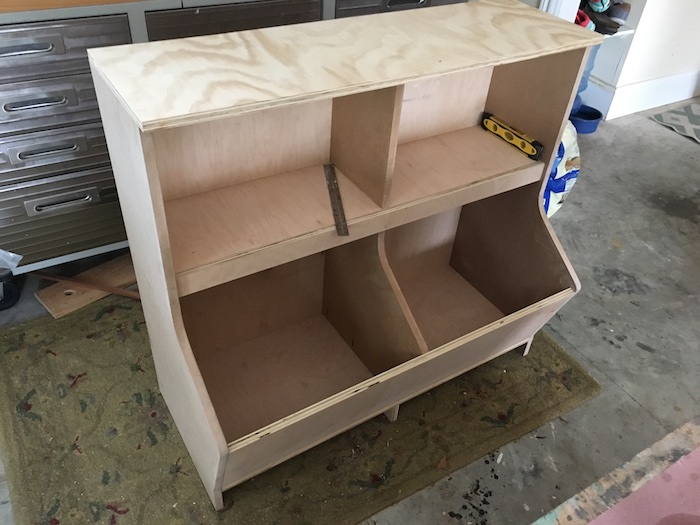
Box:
[451,184,577,316]
[90,66,228,509]
[153,100,332,201]
[180,254,324,361]
[223,290,574,490]
[87,1,602,130]
[331,86,403,206]
[398,68,493,144]
[486,47,589,183]
[323,234,427,374]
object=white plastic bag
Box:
[544,121,580,217]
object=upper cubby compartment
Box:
[389,68,544,208]
[154,93,400,296]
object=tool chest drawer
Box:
[0,166,125,266]
[0,73,100,138]
[145,0,321,41]
[335,0,430,18]
[0,15,131,85]
[0,121,110,187]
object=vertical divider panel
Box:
[323,234,428,374]
[330,86,404,207]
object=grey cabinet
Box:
[0,15,130,271]
[145,0,322,41]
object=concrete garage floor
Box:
[1,100,699,524]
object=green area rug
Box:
[0,297,600,525]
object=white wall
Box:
[585,0,700,118]
[618,0,700,85]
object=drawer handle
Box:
[385,0,426,7]
[35,194,92,212]
[0,42,54,58]
[17,142,79,160]
[4,95,68,112]
[25,187,101,217]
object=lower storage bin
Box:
[176,188,579,496]
[384,186,577,350]
[179,247,423,443]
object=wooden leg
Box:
[522,337,534,356]
[212,489,224,511]
[384,404,400,422]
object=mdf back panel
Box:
[180,254,324,360]
[152,99,332,201]
[397,67,492,145]
[384,207,461,271]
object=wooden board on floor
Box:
[390,126,540,207]
[34,253,136,319]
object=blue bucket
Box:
[570,105,603,134]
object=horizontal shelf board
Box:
[165,163,380,285]
[170,159,543,297]
[391,126,541,207]
[88,1,601,130]
[394,258,504,350]
[196,315,372,442]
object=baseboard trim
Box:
[604,69,700,120]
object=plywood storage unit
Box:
[89,0,601,509]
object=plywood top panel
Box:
[88,0,601,131]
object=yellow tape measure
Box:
[480,112,544,161]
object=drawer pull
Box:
[4,95,68,112]
[17,142,79,160]
[0,42,54,58]
[385,0,426,7]
[35,194,92,212]
[25,187,100,217]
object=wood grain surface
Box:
[88,0,601,131]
